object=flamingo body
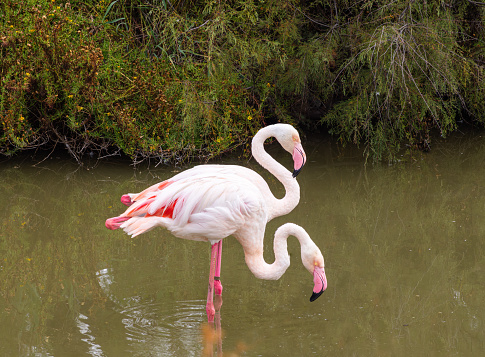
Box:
[111,172,267,243]
[105,124,327,321]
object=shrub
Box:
[319,1,485,161]
[0,0,262,165]
[2,0,485,163]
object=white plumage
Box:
[105,123,327,321]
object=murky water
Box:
[1,132,485,356]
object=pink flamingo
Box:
[105,124,327,322]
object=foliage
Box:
[319,0,485,161]
[0,0,262,165]
[1,0,485,163]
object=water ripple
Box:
[96,266,207,356]
[119,299,203,341]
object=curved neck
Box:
[242,223,313,280]
[252,127,300,219]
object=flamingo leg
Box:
[206,243,218,322]
[214,240,223,296]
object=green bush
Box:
[319,1,485,161]
[0,0,262,164]
[1,0,485,163]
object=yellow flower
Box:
[67,95,73,98]
[247,115,252,121]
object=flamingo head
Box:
[310,265,327,302]
[301,243,327,302]
[292,141,306,178]
[272,124,306,177]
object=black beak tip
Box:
[310,289,324,302]
[292,168,301,178]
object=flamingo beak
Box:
[310,266,327,302]
[292,143,306,178]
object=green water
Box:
[1,133,484,356]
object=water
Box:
[1,132,484,356]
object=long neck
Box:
[243,223,312,280]
[251,127,300,220]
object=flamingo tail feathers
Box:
[105,215,170,237]
[105,216,130,230]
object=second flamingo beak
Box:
[310,266,327,302]
[292,143,306,178]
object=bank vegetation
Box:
[1,0,485,164]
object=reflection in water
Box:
[201,323,222,357]
[96,265,243,356]
[1,132,485,356]
[76,313,104,357]
[201,295,223,357]
[200,295,247,357]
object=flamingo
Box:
[105,124,327,322]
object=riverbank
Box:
[2,1,484,163]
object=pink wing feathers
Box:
[120,180,174,206]
[106,173,266,242]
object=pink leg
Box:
[206,243,218,322]
[214,240,223,296]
